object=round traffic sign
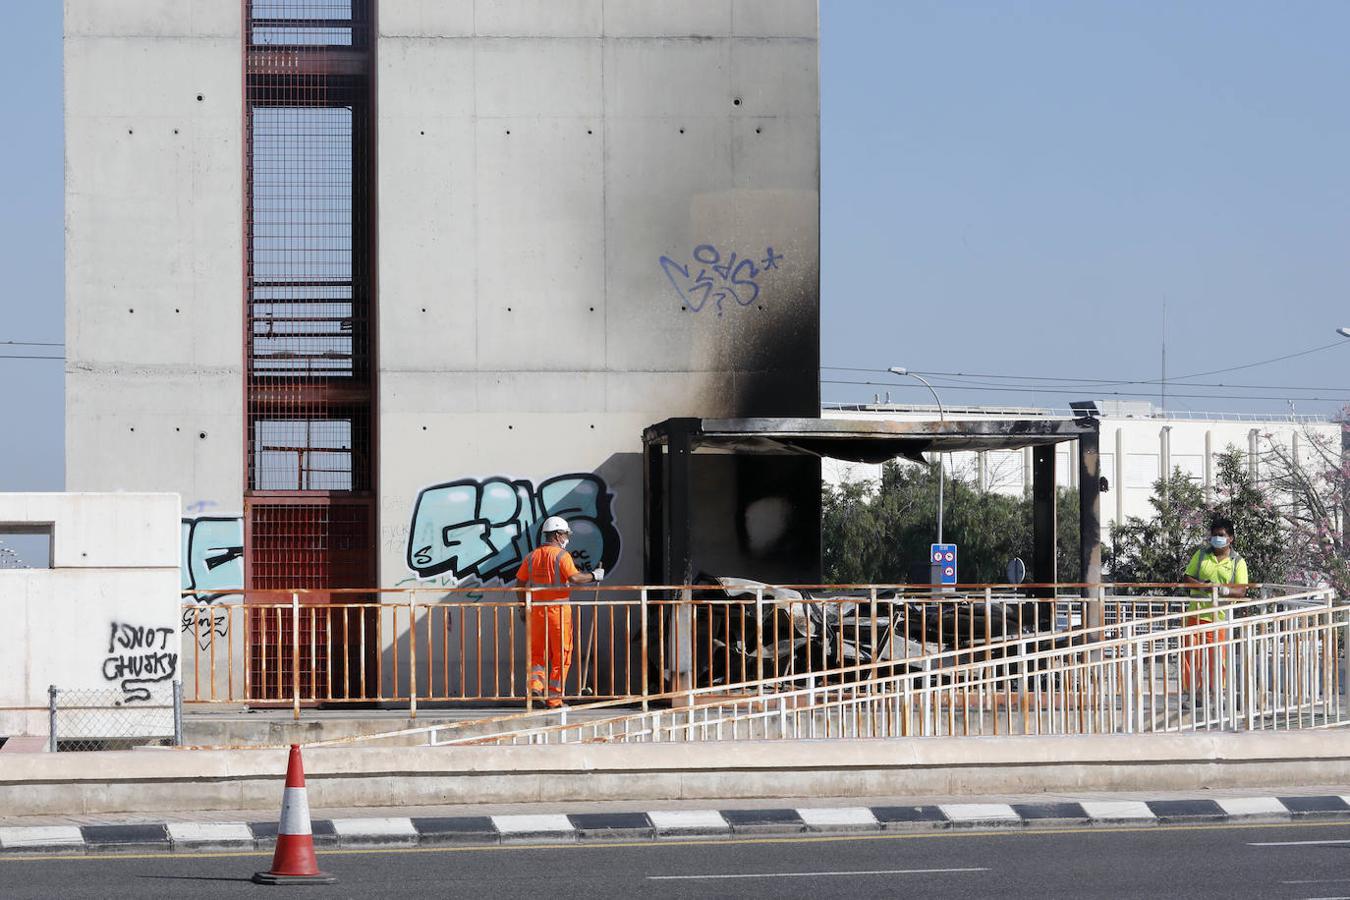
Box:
[943,566,955,577]
[944,551,955,562]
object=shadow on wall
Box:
[405,472,621,583]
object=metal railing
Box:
[179,583,1343,726]
[390,587,1344,746]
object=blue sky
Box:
[821,1,1350,412]
[2,1,1348,497]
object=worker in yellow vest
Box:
[1180,517,1248,706]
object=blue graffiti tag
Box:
[182,516,244,600]
[659,244,784,316]
[406,474,620,582]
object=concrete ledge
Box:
[1,797,1348,857]
[4,732,1350,816]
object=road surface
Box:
[2,821,1349,898]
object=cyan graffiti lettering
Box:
[406,473,619,582]
[181,516,244,601]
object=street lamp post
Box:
[889,367,946,544]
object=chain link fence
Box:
[47,683,182,752]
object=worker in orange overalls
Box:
[515,516,604,708]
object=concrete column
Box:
[1023,447,1034,498]
[1032,445,1057,628]
[977,451,988,492]
[1248,429,1260,480]
[1032,446,1057,573]
[1160,426,1172,479]
[1078,429,1102,587]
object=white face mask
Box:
[1210,535,1229,550]
[559,536,570,550]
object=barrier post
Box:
[640,589,649,712]
[408,592,418,720]
[47,685,57,753]
[524,589,534,711]
[291,592,301,721]
[755,587,765,695]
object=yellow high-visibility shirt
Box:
[1184,548,1249,621]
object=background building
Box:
[65,1,822,602]
[824,401,1342,538]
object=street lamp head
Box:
[887,366,909,376]
[1337,327,1350,339]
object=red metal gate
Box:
[242,1,377,702]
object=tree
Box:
[1257,416,1349,595]
[1105,468,1207,585]
[1107,448,1291,585]
[822,460,1079,584]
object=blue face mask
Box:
[1209,535,1229,550]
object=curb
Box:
[1,796,1348,856]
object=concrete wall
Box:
[377,0,821,588]
[65,1,821,593]
[0,493,181,737]
[4,731,1350,815]
[63,0,244,513]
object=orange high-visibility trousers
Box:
[1181,616,1228,696]
[528,603,573,707]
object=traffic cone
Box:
[253,744,336,885]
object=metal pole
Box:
[524,589,534,711]
[173,680,183,746]
[893,370,946,543]
[48,685,57,753]
[408,593,418,720]
[291,592,301,721]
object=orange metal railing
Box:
[178,582,1315,719]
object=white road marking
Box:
[1216,797,1287,817]
[330,817,417,838]
[647,810,728,832]
[940,803,1019,822]
[796,807,879,828]
[1284,880,1350,885]
[648,867,988,881]
[491,814,574,835]
[1248,839,1350,847]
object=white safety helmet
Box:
[541,516,572,536]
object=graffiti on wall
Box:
[104,622,179,702]
[406,474,620,582]
[659,243,785,316]
[181,515,242,646]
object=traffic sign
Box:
[930,543,958,585]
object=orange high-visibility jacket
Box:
[515,544,579,603]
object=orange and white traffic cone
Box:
[252,744,336,885]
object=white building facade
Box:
[824,402,1343,536]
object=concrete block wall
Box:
[65,0,821,602]
[0,493,181,737]
[64,0,244,513]
[377,0,821,587]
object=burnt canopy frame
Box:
[643,416,1102,587]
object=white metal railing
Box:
[307,585,1346,747]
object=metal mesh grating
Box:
[251,0,359,46]
[244,0,376,628]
